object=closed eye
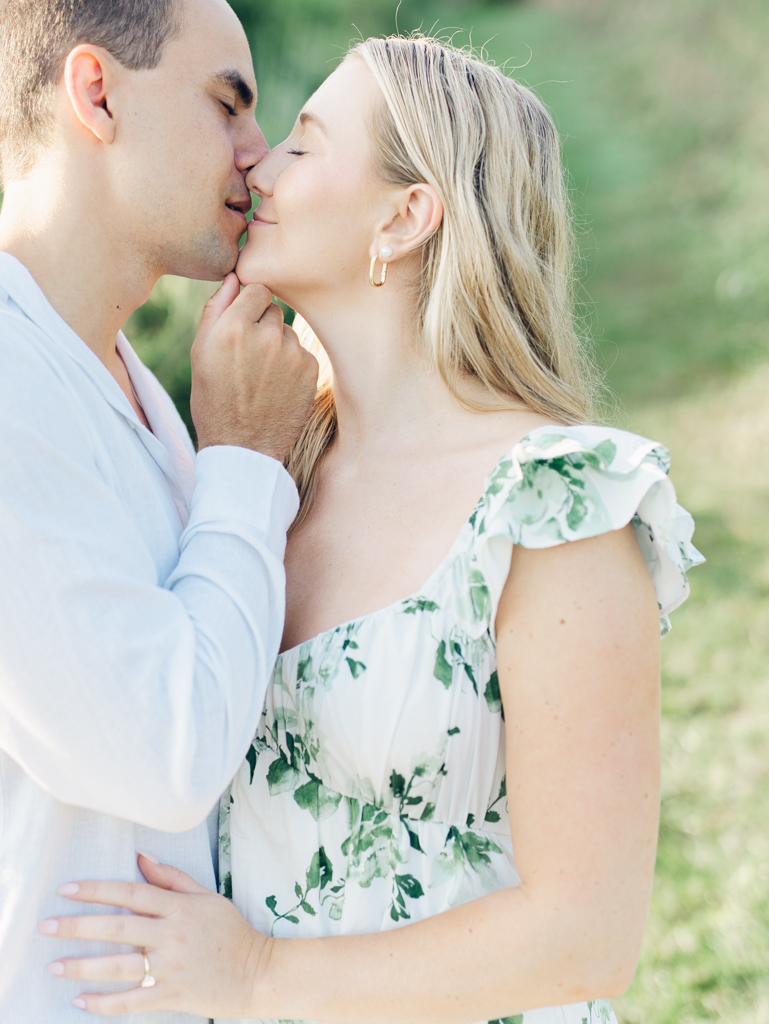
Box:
[287,148,306,156]
[221,101,237,117]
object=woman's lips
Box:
[249,216,277,226]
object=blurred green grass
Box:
[127,2,769,1020]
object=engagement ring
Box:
[141,951,156,988]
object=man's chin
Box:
[165,229,240,282]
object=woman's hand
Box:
[39,853,270,1017]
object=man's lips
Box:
[225,203,249,225]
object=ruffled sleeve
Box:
[471,426,704,637]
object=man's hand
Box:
[190,274,319,461]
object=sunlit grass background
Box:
[128,1,769,1019]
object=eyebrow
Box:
[212,70,255,109]
[299,111,328,134]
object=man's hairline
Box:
[177,0,257,110]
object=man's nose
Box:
[236,121,270,176]
[244,137,277,198]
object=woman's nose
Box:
[245,149,276,198]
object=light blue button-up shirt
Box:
[0,254,298,1022]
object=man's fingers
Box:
[49,952,145,982]
[191,275,320,457]
[198,273,240,332]
[299,345,320,383]
[209,272,241,315]
[39,911,161,947]
[54,878,177,915]
[228,283,275,325]
[280,324,319,376]
[257,303,286,329]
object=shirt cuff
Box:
[190,445,299,553]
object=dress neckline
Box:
[277,426,558,660]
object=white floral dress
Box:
[219,425,704,1024]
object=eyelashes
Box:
[287,148,306,156]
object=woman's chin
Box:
[234,251,262,284]
[234,233,276,284]
[234,258,280,293]
[233,254,303,308]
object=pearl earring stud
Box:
[379,246,393,260]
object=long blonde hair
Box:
[286,35,595,526]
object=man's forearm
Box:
[0,438,296,830]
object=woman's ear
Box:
[63,45,118,145]
[374,183,444,260]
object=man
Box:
[0,0,317,1020]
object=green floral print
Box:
[218,425,703,1024]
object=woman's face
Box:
[238,58,389,307]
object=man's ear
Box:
[63,46,118,145]
[373,182,444,262]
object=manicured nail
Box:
[38,919,59,935]
[47,961,65,976]
[58,882,80,896]
[73,997,87,1009]
[136,849,160,864]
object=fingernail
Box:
[136,849,160,864]
[73,997,87,1009]
[38,919,59,935]
[58,882,80,896]
[47,961,65,976]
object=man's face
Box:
[109,0,267,281]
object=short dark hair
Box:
[0,0,182,183]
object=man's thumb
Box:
[196,272,241,341]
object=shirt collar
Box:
[0,252,196,519]
[117,332,196,514]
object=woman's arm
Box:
[44,524,661,1021]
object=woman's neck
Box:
[292,286,494,466]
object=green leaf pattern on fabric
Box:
[220,428,703,1024]
[582,1001,615,1024]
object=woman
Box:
[42,36,702,1023]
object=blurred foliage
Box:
[127,3,769,1021]
[227,0,504,141]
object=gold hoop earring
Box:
[369,253,388,288]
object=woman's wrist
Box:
[247,935,328,1021]
[245,931,280,1018]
